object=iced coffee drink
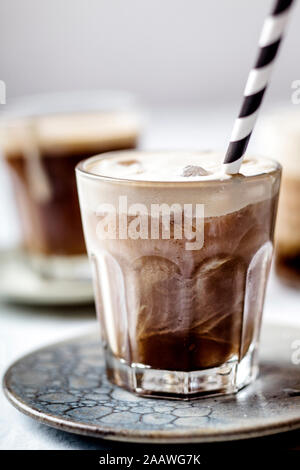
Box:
[0,111,139,279]
[76,151,280,398]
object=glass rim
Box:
[75,150,282,187]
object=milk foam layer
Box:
[78,151,280,218]
[0,112,139,154]
[87,150,278,182]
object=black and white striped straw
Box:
[223,0,295,174]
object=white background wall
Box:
[0,0,299,106]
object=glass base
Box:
[28,254,91,281]
[105,347,258,400]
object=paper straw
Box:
[223,0,295,174]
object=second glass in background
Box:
[258,109,300,288]
[0,91,140,280]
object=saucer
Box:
[3,322,300,443]
[0,250,94,305]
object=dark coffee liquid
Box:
[5,140,137,256]
[132,201,275,371]
[93,197,277,371]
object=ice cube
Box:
[181,165,210,177]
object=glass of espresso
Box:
[76,150,281,399]
[258,110,300,288]
[0,92,140,279]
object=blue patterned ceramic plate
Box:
[3,322,300,443]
